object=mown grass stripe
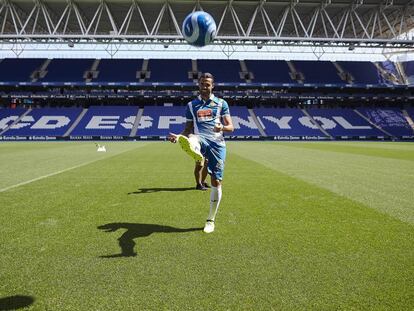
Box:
[0,142,150,193]
[228,141,414,224]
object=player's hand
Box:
[214,123,223,133]
[168,133,178,143]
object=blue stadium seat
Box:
[70,106,138,136]
[406,108,414,121]
[336,61,381,84]
[293,60,344,84]
[139,106,187,136]
[379,61,401,84]
[357,107,414,137]
[229,106,262,136]
[94,59,143,82]
[244,60,294,83]
[402,61,414,85]
[306,108,384,137]
[0,58,45,82]
[40,59,94,82]
[196,60,242,83]
[3,108,83,136]
[254,108,326,137]
[146,59,192,83]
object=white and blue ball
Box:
[182,11,217,47]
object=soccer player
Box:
[168,72,234,233]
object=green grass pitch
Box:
[0,141,413,310]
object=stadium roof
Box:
[0,0,413,50]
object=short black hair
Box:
[199,72,214,82]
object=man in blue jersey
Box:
[168,72,234,233]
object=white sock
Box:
[207,185,222,221]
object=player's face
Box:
[199,78,214,99]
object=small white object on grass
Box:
[96,143,107,152]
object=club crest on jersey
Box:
[197,109,213,122]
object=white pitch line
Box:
[0,148,139,193]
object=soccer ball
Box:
[182,11,217,47]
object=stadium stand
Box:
[336,61,382,85]
[229,106,262,137]
[69,106,139,137]
[94,59,144,82]
[402,61,414,85]
[0,108,28,132]
[196,60,243,83]
[356,107,414,138]
[138,106,263,137]
[1,106,413,140]
[244,60,294,84]
[138,106,187,137]
[406,108,414,120]
[254,107,327,138]
[0,58,45,82]
[2,108,83,137]
[146,59,192,83]
[0,58,411,88]
[292,61,344,84]
[0,58,413,141]
[306,108,385,138]
[40,59,95,82]
[378,61,402,84]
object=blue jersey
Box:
[185,94,231,145]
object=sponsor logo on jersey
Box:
[197,109,214,122]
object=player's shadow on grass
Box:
[98,223,202,258]
[128,187,195,194]
[0,295,34,310]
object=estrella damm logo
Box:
[197,109,214,122]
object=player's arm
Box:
[214,115,234,133]
[181,120,194,136]
[168,121,194,143]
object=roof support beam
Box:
[381,10,396,37]
[62,7,71,34]
[339,9,350,39]
[322,9,339,38]
[229,2,246,37]
[136,2,149,35]
[0,0,413,49]
[85,2,103,35]
[0,1,5,17]
[246,2,259,36]
[307,7,320,37]
[398,9,405,36]
[320,8,328,37]
[9,0,24,34]
[118,0,149,35]
[104,1,118,34]
[150,2,166,35]
[292,6,309,37]
[53,4,69,34]
[216,2,228,35]
[71,0,87,35]
[118,2,133,35]
[1,5,8,34]
[167,2,182,36]
[261,4,277,36]
[353,10,370,38]
[93,3,103,35]
[276,5,289,37]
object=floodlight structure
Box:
[0,0,413,56]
